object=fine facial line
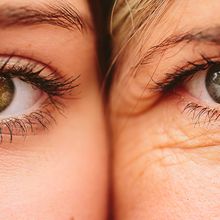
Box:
[0,2,86,32]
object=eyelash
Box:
[154,55,218,93]
[1,56,80,97]
[0,56,79,142]
[183,103,220,126]
[153,55,220,126]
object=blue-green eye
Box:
[206,64,220,103]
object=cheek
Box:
[113,114,220,220]
[114,138,220,220]
[0,99,108,220]
[0,139,107,220]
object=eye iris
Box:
[206,65,220,103]
[0,77,15,112]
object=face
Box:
[0,0,108,219]
[111,1,220,219]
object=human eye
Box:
[153,55,220,127]
[0,55,78,142]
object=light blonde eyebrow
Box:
[140,26,220,66]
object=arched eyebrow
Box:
[140,26,220,65]
[0,2,87,32]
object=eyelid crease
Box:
[0,56,81,98]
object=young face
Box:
[111,1,220,219]
[0,0,108,219]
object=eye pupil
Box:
[0,77,15,112]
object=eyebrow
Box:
[140,26,220,66]
[0,3,87,32]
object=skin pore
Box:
[111,0,220,219]
[0,0,108,219]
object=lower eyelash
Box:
[183,102,220,127]
[0,100,58,143]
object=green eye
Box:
[0,77,15,112]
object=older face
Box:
[111,1,220,219]
[0,0,108,219]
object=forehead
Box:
[137,1,220,49]
[0,0,92,18]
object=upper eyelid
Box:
[135,26,220,73]
[0,53,63,78]
[152,56,220,93]
[0,54,60,80]
[0,55,80,97]
[0,50,81,96]
[132,35,220,93]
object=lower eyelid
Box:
[0,98,60,143]
[171,90,220,128]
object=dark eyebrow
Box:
[140,26,220,66]
[0,3,87,32]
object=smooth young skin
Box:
[111,1,220,219]
[0,0,108,219]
